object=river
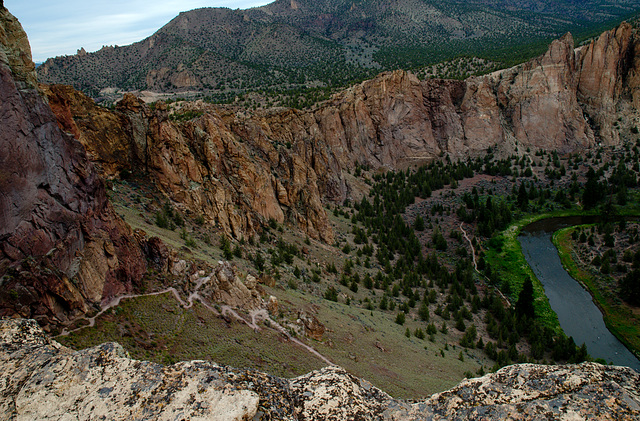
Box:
[519,216,640,371]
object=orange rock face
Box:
[45,90,337,243]
[577,22,640,145]
[298,310,326,340]
[42,85,134,179]
[44,24,640,245]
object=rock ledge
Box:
[1,319,638,420]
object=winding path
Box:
[58,271,334,366]
[59,288,188,336]
[460,222,511,308]
[460,222,477,271]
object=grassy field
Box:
[57,285,490,399]
[57,292,326,377]
[553,226,640,359]
[268,288,488,399]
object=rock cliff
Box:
[44,88,337,243]
[0,8,148,331]
[2,319,639,420]
[43,23,640,243]
[577,22,640,145]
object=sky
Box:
[5,0,273,62]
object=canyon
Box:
[1,3,640,419]
[42,21,640,252]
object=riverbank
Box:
[553,226,640,360]
[483,209,601,331]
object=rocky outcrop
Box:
[146,66,200,89]
[0,319,287,420]
[41,84,134,179]
[0,8,147,330]
[577,22,640,145]
[485,33,595,154]
[2,318,639,420]
[0,5,35,90]
[297,310,326,340]
[395,362,640,419]
[44,89,336,242]
[44,24,640,246]
[201,262,262,310]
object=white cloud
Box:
[4,0,273,61]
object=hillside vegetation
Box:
[57,139,640,397]
[37,0,640,100]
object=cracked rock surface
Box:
[0,7,147,330]
[2,319,639,420]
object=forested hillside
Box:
[37,0,640,100]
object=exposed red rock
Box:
[298,310,326,340]
[577,22,640,145]
[42,24,640,244]
[0,8,147,330]
[200,261,262,310]
[43,84,134,179]
[44,89,336,243]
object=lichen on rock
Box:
[2,319,639,420]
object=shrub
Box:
[324,287,338,302]
[155,212,169,229]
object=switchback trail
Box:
[57,271,334,366]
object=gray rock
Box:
[1,319,639,420]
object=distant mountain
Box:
[37,0,640,98]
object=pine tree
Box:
[582,167,604,209]
[516,276,535,319]
[418,301,430,321]
[517,182,529,211]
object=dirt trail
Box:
[460,222,511,308]
[57,270,335,366]
[59,288,187,336]
[60,274,214,336]
[460,222,477,271]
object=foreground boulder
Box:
[1,319,638,420]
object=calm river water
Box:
[519,216,640,371]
